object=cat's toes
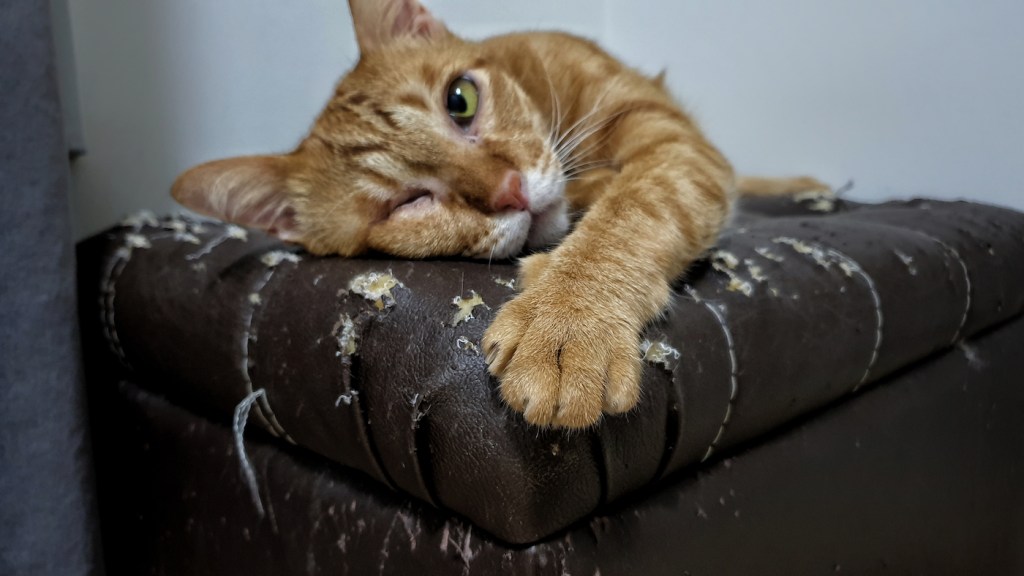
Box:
[549,345,607,428]
[482,304,528,377]
[498,336,606,428]
[500,359,561,425]
[604,350,643,414]
[520,326,608,427]
[485,288,642,429]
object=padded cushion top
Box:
[78,196,1024,543]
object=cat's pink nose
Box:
[492,171,529,212]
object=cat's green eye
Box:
[446,76,479,128]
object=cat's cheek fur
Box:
[288,192,381,257]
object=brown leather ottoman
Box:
[77,196,1024,574]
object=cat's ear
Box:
[171,155,303,242]
[348,0,449,54]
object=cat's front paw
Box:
[482,277,643,428]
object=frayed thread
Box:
[234,388,268,517]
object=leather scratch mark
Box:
[451,291,489,326]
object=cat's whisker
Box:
[562,129,617,170]
[562,157,612,173]
[562,159,615,179]
[552,87,615,153]
[562,149,617,170]
[565,96,634,153]
[553,81,621,151]
[560,170,604,182]
[557,108,629,168]
[554,106,608,155]
[560,159,620,183]
[556,109,625,162]
[562,160,612,175]
[541,65,565,147]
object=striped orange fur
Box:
[172,0,827,428]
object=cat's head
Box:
[172,0,567,259]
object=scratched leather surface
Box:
[79,196,1024,543]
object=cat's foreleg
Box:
[483,111,734,428]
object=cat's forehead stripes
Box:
[395,92,431,112]
[310,137,389,159]
[345,92,370,106]
[369,106,400,130]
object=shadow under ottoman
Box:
[77,197,1024,575]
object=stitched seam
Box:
[774,238,884,393]
[686,286,739,463]
[914,231,972,344]
[241,252,302,443]
[100,233,153,368]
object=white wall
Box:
[68,0,354,238]
[68,0,1022,238]
[605,0,1024,210]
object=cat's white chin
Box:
[478,211,532,260]
[520,166,569,249]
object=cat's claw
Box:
[483,274,644,429]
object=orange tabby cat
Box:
[173,0,826,428]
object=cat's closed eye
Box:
[390,189,435,217]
